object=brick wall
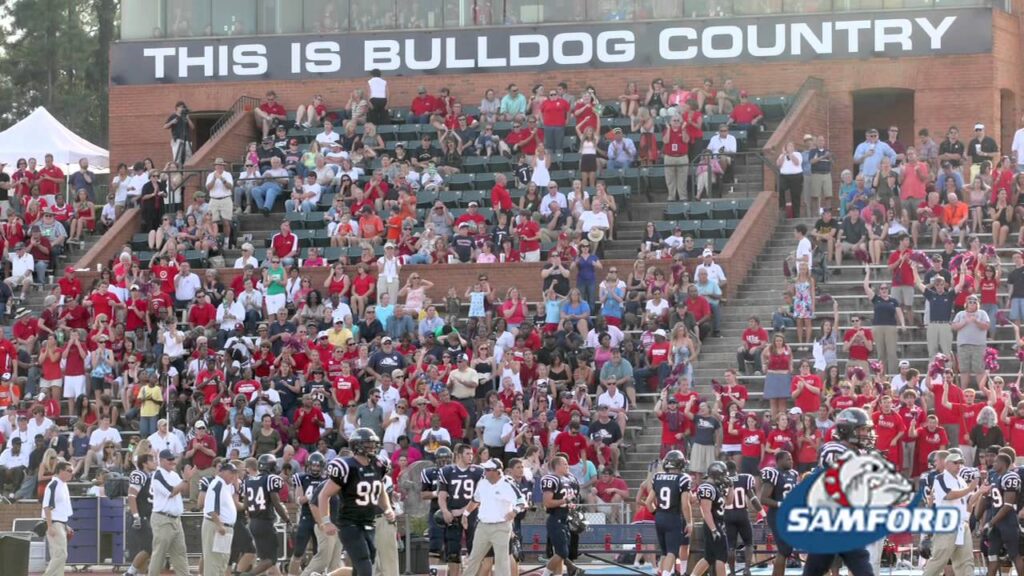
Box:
[0,502,41,532]
[110,47,1021,176]
[74,191,773,301]
[720,191,777,298]
[181,110,260,205]
[71,207,142,272]
[761,78,829,194]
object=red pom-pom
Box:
[869,360,883,375]
[854,248,871,264]
[985,347,1000,372]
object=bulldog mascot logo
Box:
[807,452,914,509]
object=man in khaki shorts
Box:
[205,157,234,248]
[807,135,834,215]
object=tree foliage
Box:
[0,0,119,146]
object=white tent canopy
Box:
[0,107,109,171]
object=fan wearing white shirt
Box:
[233,243,260,269]
[707,124,738,172]
[794,223,814,272]
[286,172,322,214]
[147,418,185,457]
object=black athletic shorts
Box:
[292,518,316,558]
[703,524,729,565]
[655,511,689,556]
[230,522,257,564]
[725,510,753,550]
[987,522,1021,559]
[126,516,153,556]
[767,512,792,557]
[546,514,570,560]
[249,517,279,560]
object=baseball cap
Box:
[220,462,238,472]
[159,449,177,460]
[391,369,405,378]
[974,123,985,130]
[654,329,667,338]
[194,420,207,429]
[64,266,75,274]
[381,336,393,344]
[898,360,910,368]
[739,90,748,97]
[945,452,965,464]
[702,249,714,257]
[481,458,503,471]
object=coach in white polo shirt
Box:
[149,449,194,576]
[461,458,525,576]
[42,460,74,576]
[202,461,240,576]
[922,452,977,576]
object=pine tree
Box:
[0,0,118,145]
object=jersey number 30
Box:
[356,480,384,506]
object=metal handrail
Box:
[209,95,262,140]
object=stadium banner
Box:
[111,7,992,85]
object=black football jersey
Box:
[128,469,153,518]
[818,441,850,468]
[651,472,693,515]
[244,473,284,521]
[294,473,318,520]
[439,464,484,511]
[987,471,1022,524]
[541,473,580,514]
[327,456,385,526]
[696,481,726,525]
[760,468,799,516]
[310,478,341,522]
[199,475,212,492]
[724,473,756,512]
[421,466,442,511]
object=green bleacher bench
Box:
[446,173,475,191]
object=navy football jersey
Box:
[310,478,341,522]
[725,473,756,512]
[696,481,726,525]
[438,464,484,511]
[818,441,850,468]
[987,471,1022,524]
[421,466,442,511]
[651,472,693,514]
[327,456,385,526]
[541,473,580,514]
[294,473,318,520]
[760,467,799,517]
[128,469,153,518]
[244,473,284,521]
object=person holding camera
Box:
[164,101,195,165]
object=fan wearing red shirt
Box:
[872,396,907,469]
[57,267,82,301]
[931,376,965,446]
[234,377,261,400]
[332,363,360,409]
[738,413,765,472]
[271,221,300,264]
[187,293,217,330]
[896,389,926,471]
[912,415,948,476]
[727,93,764,128]
[842,319,874,367]
[186,423,218,480]
[255,90,287,138]
[36,155,64,199]
[409,89,439,122]
[87,283,121,323]
[293,395,325,447]
[829,383,865,412]
[150,260,179,295]
[737,317,769,374]
[0,338,16,378]
[791,361,823,414]
[572,95,599,137]
[716,369,748,412]
[555,396,583,429]
[506,119,544,157]
[12,312,41,350]
[887,236,917,324]
[124,287,149,333]
[436,390,469,442]
[764,415,795,467]
[516,217,541,261]
[554,422,589,465]
[490,174,514,213]
[540,96,570,151]
[1004,403,1024,459]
